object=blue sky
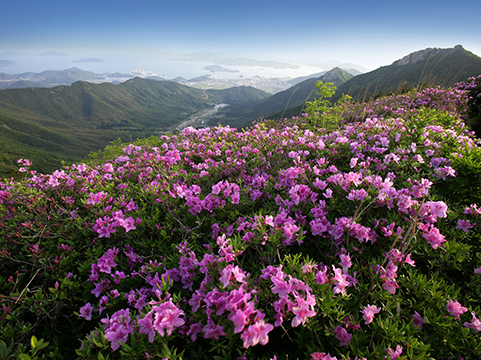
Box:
[1,0,480,78]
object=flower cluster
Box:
[2,82,481,359]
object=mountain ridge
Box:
[332,45,481,102]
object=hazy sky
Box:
[1,0,480,78]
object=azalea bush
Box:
[455,74,481,136]
[1,80,481,360]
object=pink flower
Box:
[315,267,328,285]
[204,319,226,340]
[231,309,249,334]
[311,353,338,360]
[446,299,468,319]
[152,300,185,336]
[426,201,448,218]
[386,345,403,359]
[186,322,203,341]
[420,224,446,249]
[361,304,381,324]
[138,311,155,343]
[271,272,291,298]
[291,293,317,327]
[323,188,333,198]
[382,279,399,295]
[464,204,481,215]
[118,217,136,232]
[219,265,246,288]
[102,309,134,351]
[240,320,274,348]
[463,311,481,332]
[332,266,350,294]
[339,253,352,272]
[350,157,358,168]
[97,248,118,274]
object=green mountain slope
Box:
[213,67,353,128]
[333,45,481,101]
[0,78,268,177]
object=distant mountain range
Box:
[0,66,360,94]
[0,68,113,89]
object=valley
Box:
[171,103,229,132]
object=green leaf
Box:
[30,336,38,349]
[34,339,49,352]
[0,340,14,359]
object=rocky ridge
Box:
[394,45,464,66]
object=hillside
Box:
[333,45,481,101]
[213,67,354,128]
[0,78,268,176]
[2,79,481,359]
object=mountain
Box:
[0,78,268,177]
[0,67,101,88]
[333,45,481,101]
[213,67,354,128]
[286,68,361,87]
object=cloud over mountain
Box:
[0,60,14,67]
[73,58,105,63]
[177,51,300,69]
[37,51,71,57]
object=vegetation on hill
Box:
[1,76,481,359]
[332,45,481,102]
[213,68,353,128]
[0,78,268,178]
[269,46,481,122]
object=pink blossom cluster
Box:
[261,265,317,327]
[4,84,481,358]
[373,249,415,294]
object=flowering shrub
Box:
[1,80,481,359]
[455,74,481,135]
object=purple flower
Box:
[332,325,351,347]
[79,303,94,321]
[97,248,119,274]
[412,311,424,329]
[102,309,134,351]
[456,219,476,233]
